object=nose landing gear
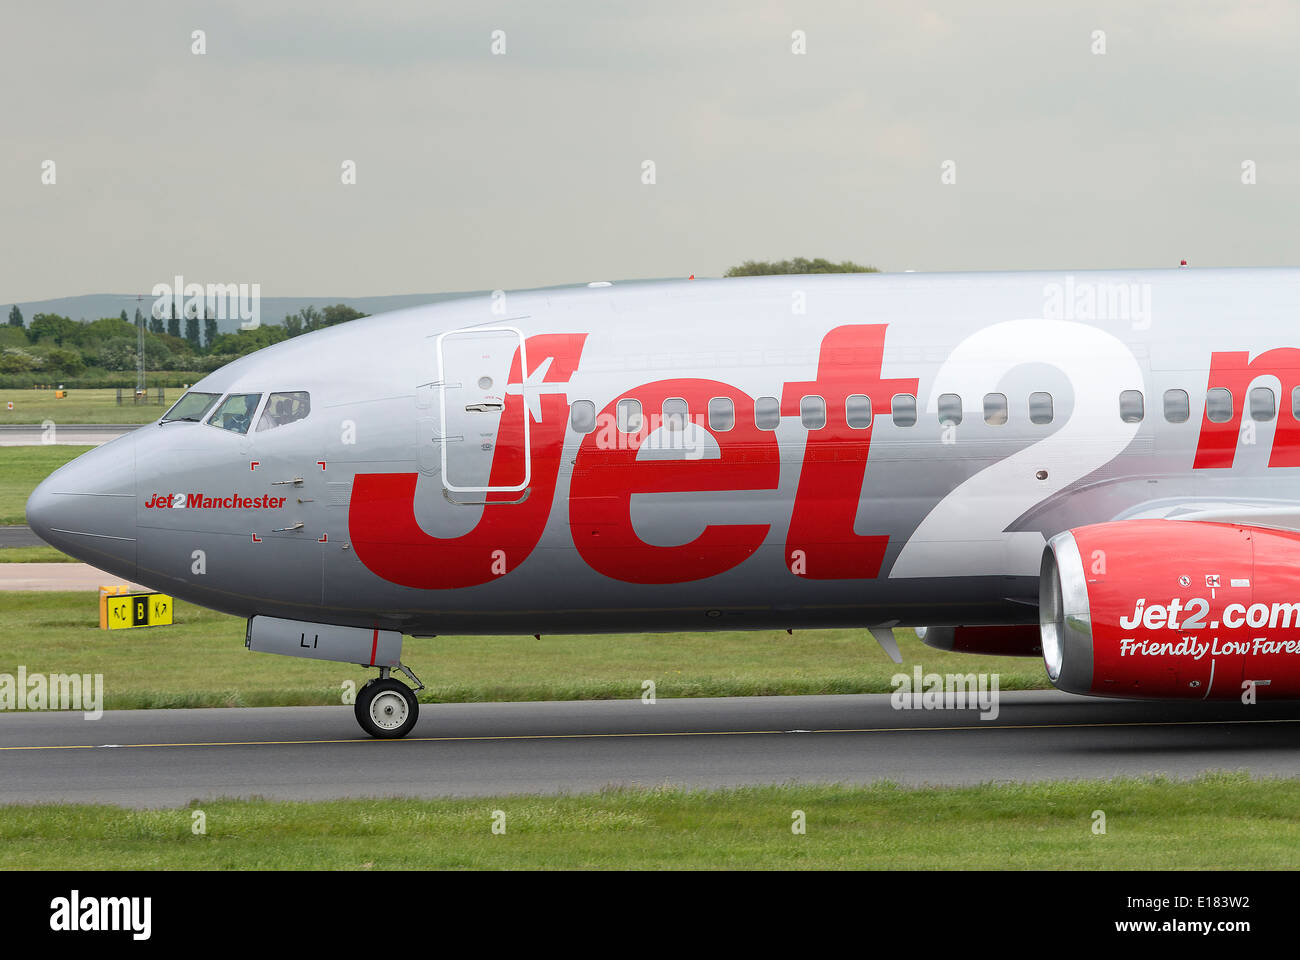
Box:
[244,616,426,739]
[355,664,425,739]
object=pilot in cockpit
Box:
[256,391,311,432]
[261,395,294,429]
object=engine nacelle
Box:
[1040,519,1300,700]
[916,624,1042,657]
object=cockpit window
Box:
[257,391,311,431]
[206,393,263,434]
[161,391,220,423]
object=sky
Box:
[2,0,1299,302]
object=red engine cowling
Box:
[916,625,1042,657]
[1040,519,1300,700]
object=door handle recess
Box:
[441,487,530,506]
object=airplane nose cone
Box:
[26,435,138,579]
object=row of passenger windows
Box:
[569,387,1300,434]
[162,390,311,435]
[1113,386,1295,425]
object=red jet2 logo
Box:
[348,331,1288,590]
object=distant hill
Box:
[6,275,741,333]
[5,292,484,334]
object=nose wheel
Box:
[355,665,423,739]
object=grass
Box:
[0,445,93,524]
[0,546,74,562]
[0,591,1050,709]
[0,773,1294,868]
[1,387,168,424]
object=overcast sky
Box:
[2,0,1298,302]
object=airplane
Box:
[25,267,1300,738]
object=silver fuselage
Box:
[28,268,1300,637]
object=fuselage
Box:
[27,268,1300,637]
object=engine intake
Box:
[1040,519,1300,700]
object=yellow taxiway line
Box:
[1,715,1297,751]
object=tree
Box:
[142,337,175,368]
[167,303,180,339]
[322,303,366,326]
[83,316,135,340]
[209,324,289,357]
[96,338,137,371]
[154,330,188,354]
[7,305,21,328]
[27,313,79,346]
[185,314,200,350]
[203,317,218,351]
[120,309,129,323]
[283,312,303,337]
[724,257,879,277]
[0,349,37,372]
[300,305,322,332]
[148,308,164,335]
[45,347,84,375]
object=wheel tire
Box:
[355,678,419,739]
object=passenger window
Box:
[984,393,1008,425]
[846,394,872,429]
[937,393,962,426]
[755,396,780,430]
[708,397,735,431]
[1119,389,1144,423]
[162,391,220,423]
[1205,388,1233,424]
[1294,386,1300,421]
[207,393,263,435]
[617,399,642,433]
[1250,386,1276,422]
[570,400,596,433]
[256,391,310,431]
[1163,389,1190,423]
[663,398,688,431]
[892,394,917,427]
[1029,391,1054,425]
[800,396,827,430]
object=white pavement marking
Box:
[0,562,146,591]
[0,425,137,446]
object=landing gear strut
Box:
[355,664,424,739]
